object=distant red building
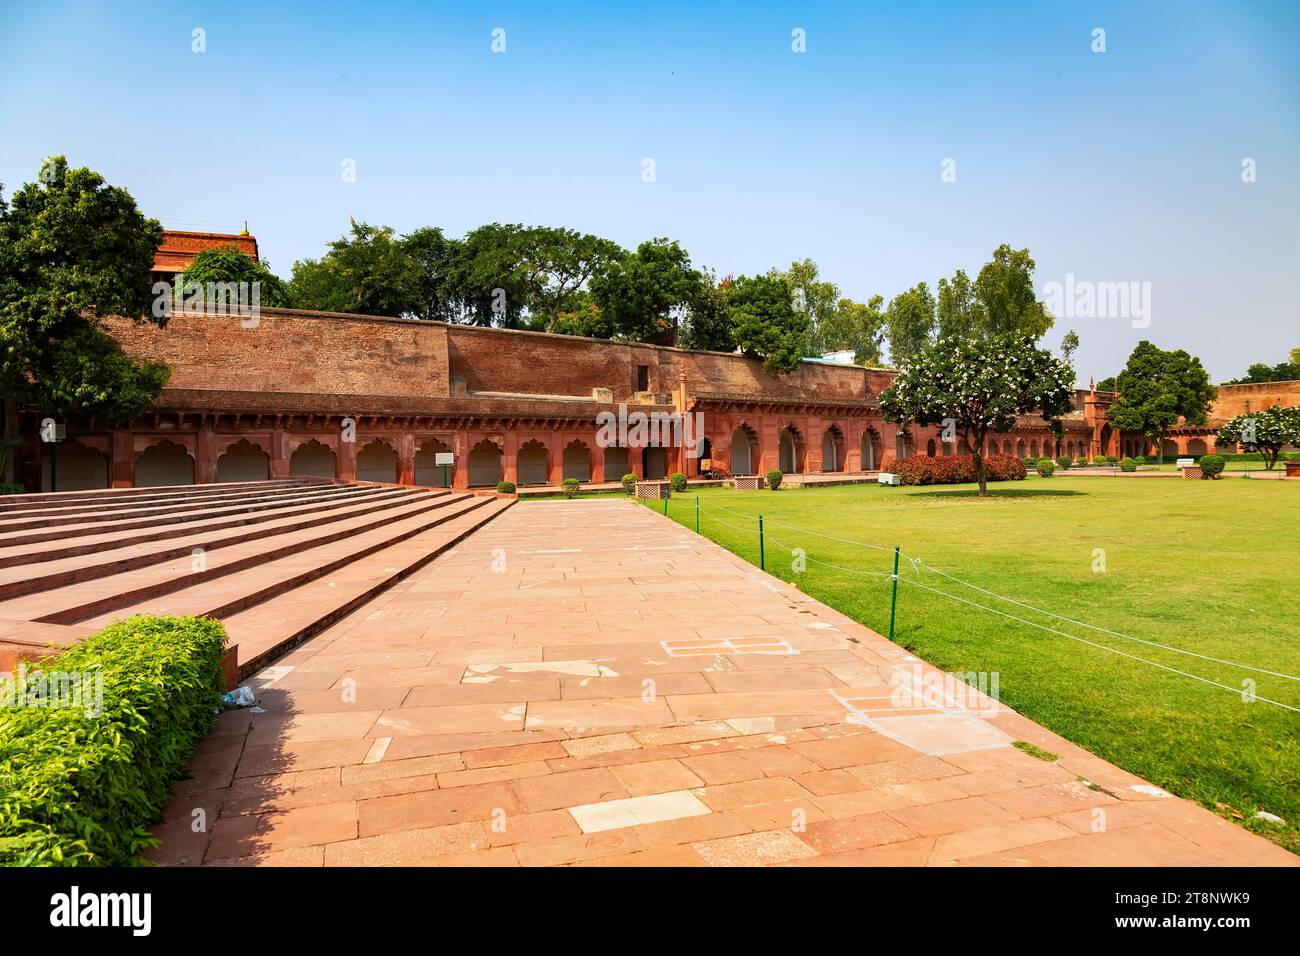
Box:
[150,229,259,286]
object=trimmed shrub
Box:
[1134,456,1146,465]
[1055,456,1071,469]
[0,615,228,866]
[1037,459,1055,477]
[0,483,25,496]
[1092,455,1107,465]
[890,454,1025,486]
[1023,456,1038,467]
[561,477,580,498]
[668,472,688,493]
[1198,454,1226,479]
[496,480,516,494]
[621,473,638,495]
[1105,455,1118,464]
[766,469,783,490]
[1119,456,1138,472]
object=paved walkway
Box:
[150,500,1297,866]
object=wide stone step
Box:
[76,493,501,632]
[0,479,317,513]
[0,486,438,599]
[0,485,411,568]
[0,490,471,623]
[0,482,384,546]
[0,481,368,532]
[226,497,514,678]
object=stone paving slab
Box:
[149,500,1298,867]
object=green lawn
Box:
[639,475,1300,854]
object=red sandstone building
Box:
[22,303,1293,493]
[11,228,1297,492]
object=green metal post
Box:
[663,493,668,515]
[887,546,900,642]
[695,496,699,534]
[758,514,765,571]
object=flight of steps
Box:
[0,479,513,680]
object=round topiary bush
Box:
[1024,456,1038,467]
[1037,459,1055,477]
[766,469,783,490]
[1092,455,1107,465]
[621,473,638,495]
[496,480,516,495]
[1055,456,1071,469]
[1198,454,1226,479]
[562,477,581,498]
[1119,456,1137,472]
[668,472,688,493]
[1134,456,1146,465]
[1105,455,1118,464]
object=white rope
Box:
[898,577,1300,714]
[906,558,1300,683]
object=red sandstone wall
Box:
[446,326,639,398]
[1209,381,1300,423]
[105,310,451,399]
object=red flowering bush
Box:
[882,453,1025,486]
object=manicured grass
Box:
[643,475,1300,854]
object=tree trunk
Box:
[2,396,16,485]
[975,450,988,496]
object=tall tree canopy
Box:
[728,274,811,373]
[973,244,1053,338]
[0,157,169,480]
[1225,353,1300,384]
[400,226,462,322]
[514,226,624,332]
[935,268,985,338]
[288,220,420,317]
[879,333,1076,495]
[678,272,736,353]
[589,238,699,343]
[885,282,936,366]
[1106,341,1216,462]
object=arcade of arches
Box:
[18,307,1282,493]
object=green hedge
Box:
[0,615,227,866]
[0,483,25,496]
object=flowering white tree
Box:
[1216,406,1300,470]
[878,333,1076,495]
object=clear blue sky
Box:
[2,0,1297,383]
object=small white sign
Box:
[435,452,454,466]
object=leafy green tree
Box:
[589,238,698,343]
[973,244,1053,338]
[400,226,463,322]
[178,242,290,307]
[1225,357,1300,384]
[678,271,736,353]
[450,223,529,327]
[885,282,936,366]
[1096,375,1118,392]
[1215,406,1300,470]
[729,274,810,373]
[936,269,985,338]
[550,290,615,339]
[879,333,1076,495]
[772,259,840,354]
[0,157,167,482]
[288,220,419,317]
[1106,341,1216,463]
[514,226,624,332]
[818,295,885,365]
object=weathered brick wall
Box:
[104,309,451,399]
[1210,381,1300,423]
[107,308,886,406]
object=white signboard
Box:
[435,452,454,466]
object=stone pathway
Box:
[150,500,1297,866]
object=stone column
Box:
[110,429,135,488]
[270,426,291,479]
[398,430,416,485]
[337,429,358,482]
[196,423,219,484]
